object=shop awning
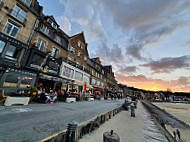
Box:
[39,73,68,83]
[74,81,83,86]
[86,85,93,89]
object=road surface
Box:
[0,99,123,142]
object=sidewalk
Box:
[79,101,167,142]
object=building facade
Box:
[25,15,69,91]
[0,0,42,96]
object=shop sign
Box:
[0,33,27,48]
[5,68,36,76]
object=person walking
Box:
[130,101,135,117]
[176,129,181,140]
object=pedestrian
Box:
[160,120,165,129]
[173,131,176,139]
[176,129,181,140]
[130,102,135,117]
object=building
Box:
[0,0,42,96]
[60,32,92,93]
[104,65,118,97]
[24,14,69,91]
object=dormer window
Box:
[47,19,57,30]
[21,0,32,6]
[77,41,80,47]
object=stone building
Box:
[88,57,106,97]
[24,14,69,91]
[0,0,42,96]
[60,32,92,93]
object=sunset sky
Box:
[38,0,190,92]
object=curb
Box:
[40,105,123,142]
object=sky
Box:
[38,0,190,92]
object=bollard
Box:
[66,121,78,142]
[103,130,120,142]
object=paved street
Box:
[0,100,123,142]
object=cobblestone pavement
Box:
[0,99,123,142]
[79,101,167,142]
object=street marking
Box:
[40,107,118,142]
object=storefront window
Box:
[49,60,59,72]
[5,45,22,61]
[20,76,33,88]
[63,66,74,79]
[3,74,18,87]
[0,40,6,54]
[84,75,90,85]
[75,71,83,82]
[30,54,44,68]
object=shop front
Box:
[0,68,37,97]
[25,48,64,91]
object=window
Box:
[41,24,50,35]
[84,75,90,85]
[0,40,6,54]
[63,66,74,79]
[84,56,87,61]
[53,23,57,29]
[3,73,18,87]
[78,51,81,57]
[3,21,20,38]
[92,79,96,85]
[21,0,32,6]
[20,76,33,88]
[49,60,59,71]
[5,45,22,61]
[83,65,85,71]
[51,47,59,58]
[77,41,80,47]
[30,54,44,69]
[70,46,75,53]
[81,45,84,49]
[37,39,46,51]
[75,71,83,81]
[76,62,80,67]
[47,19,57,29]
[11,5,26,23]
[55,35,61,44]
[68,57,72,62]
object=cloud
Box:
[116,74,190,92]
[99,0,190,60]
[118,66,138,75]
[58,0,106,42]
[141,55,190,74]
[90,42,124,66]
[56,16,71,34]
[180,40,190,48]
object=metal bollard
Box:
[66,121,78,142]
[103,130,120,142]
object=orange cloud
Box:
[116,74,190,92]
